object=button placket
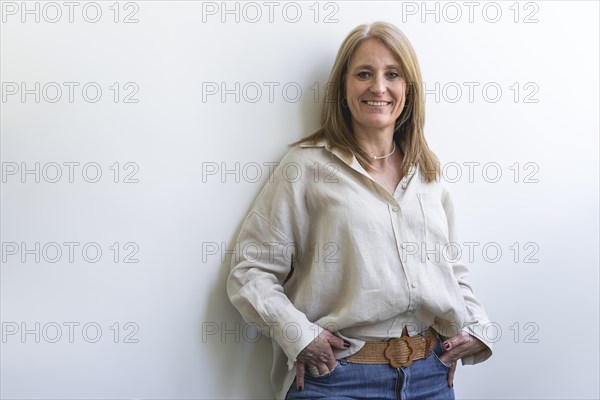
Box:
[392,203,422,312]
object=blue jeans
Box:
[285,337,455,400]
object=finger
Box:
[295,362,305,391]
[447,361,457,388]
[442,338,458,351]
[326,357,337,371]
[328,335,349,350]
[444,336,486,361]
[443,332,469,350]
[311,349,336,371]
[317,351,330,364]
[438,351,452,365]
[317,362,330,375]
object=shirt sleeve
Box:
[441,185,494,365]
[226,148,324,370]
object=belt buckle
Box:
[384,337,416,368]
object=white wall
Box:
[1,1,598,399]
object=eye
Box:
[356,71,371,79]
[386,71,401,79]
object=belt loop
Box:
[401,325,409,337]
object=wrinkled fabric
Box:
[227,140,493,399]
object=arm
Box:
[226,150,324,370]
[441,186,494,365]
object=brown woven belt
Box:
[347,327,438,368]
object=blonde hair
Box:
[293,21,439,182]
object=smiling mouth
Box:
[363,100,392,106]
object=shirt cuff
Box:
[276,321,324,370]
[460,324,493,365]
[266,303,325,370]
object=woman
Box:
[227,21,493,399]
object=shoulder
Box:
[277,139,334,169]
[254,141,329,198]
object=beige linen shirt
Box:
[227,139,493,399]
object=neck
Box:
[353,126,396,161]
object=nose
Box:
[369,74,386,95]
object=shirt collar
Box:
[299,139,419,182]
[300,139,370,179]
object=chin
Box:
[364,120,394,129]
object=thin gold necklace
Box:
[371,141,396,160]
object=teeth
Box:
[365,101,389,106]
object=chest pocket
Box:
[417,193,450,245]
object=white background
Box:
[1,1,598,399]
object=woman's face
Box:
[344,38,407,135]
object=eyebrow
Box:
[351,64,401,70]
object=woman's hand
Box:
[294,330,349,391]
[438,331,487,387]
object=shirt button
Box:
[411,282,418,288]
[392,206,399,212]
